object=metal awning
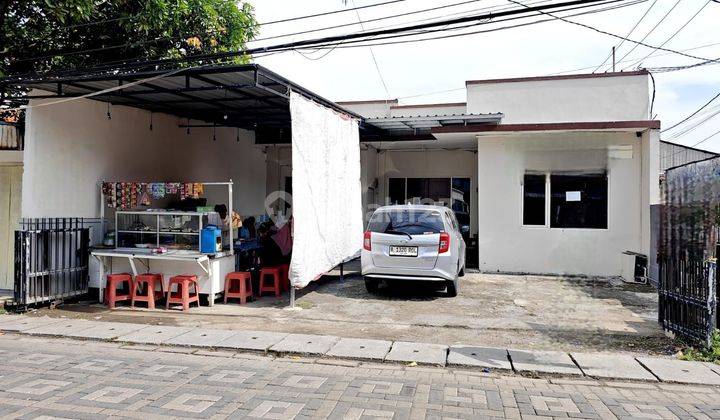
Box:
[361,113,503,141]
[0,64,361,143]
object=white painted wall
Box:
[476,131,654,276]
[360,146,379,224]
[338,73,658,277]
[264,144,292,216]
[263,144,380,226]
[23,94,267,218]
[466,73,650,123]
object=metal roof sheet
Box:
[363,113,503,136]
[1,64,361,134]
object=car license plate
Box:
[389,246,418,257]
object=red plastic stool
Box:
[166,275,200,311]
[278,263,290,292]
[259,267,282,298]
[105,273,133,309]
[132,273,165,309]
[224,272,253,304]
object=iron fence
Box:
[658,157,720,346]
[658,255,717,347]
[14,218,90,307]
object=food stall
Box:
[90,181,236,306]
[6,63,365,307]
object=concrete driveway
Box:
[29,264,673,355]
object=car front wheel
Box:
[446,278,458,297]
[364,277,380,294]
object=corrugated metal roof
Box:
[363,113,503,136]
[2,64,361,134]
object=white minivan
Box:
[361,205,466,296]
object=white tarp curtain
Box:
[289,91,363,288]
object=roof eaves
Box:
[433,120,661,134]
[390,102,467,109]
[465,70,650,86]
[336,99,399,105]
[660,140,719,156]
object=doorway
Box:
[387,177,471,229]
[0,164,22,291]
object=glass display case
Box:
[115,211,213,253]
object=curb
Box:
[2,316,720,387]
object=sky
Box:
[247,0,720,153]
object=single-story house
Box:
[2,67,718,295]
[341,70,662,279]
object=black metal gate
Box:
[658,255,717,346]
[658,157,720,346]
[14,218,90,306]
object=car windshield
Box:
[368,209,445,235]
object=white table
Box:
[91,249,226,306]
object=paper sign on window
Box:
[566,191,581,202]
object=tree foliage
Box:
[0,0,258,77]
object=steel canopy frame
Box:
[1,64,362,137]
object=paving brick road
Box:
[0,335,719,420]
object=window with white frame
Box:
[523,172,608,229]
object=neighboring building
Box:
[660,140,718,171]
[340,70,661,279]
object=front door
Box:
[0,164,22,290]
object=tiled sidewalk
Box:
[2,315,720,387]
[0,334,719,419]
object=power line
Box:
[11,0,688,83]
[690,127,720,148]
[665,105,720,140]
[7,0,596,82]
[39,0,615,76]
[168,0,652,77]
[48,0,405,30]
[348,0,552,33]
[663,121,720,160]
[260,0,406,25]
[507,0,713,63]
[351,0,392,101]
[265,0,636,52]
[7,0,540,69]
[555,41,720,74]
[393,41,720,102]
[15,0,501,67]
[293,0,670,55]
[661,92,720,133]
[591,0,658,72]
[251,0,487,43]
[623,0,710,70]
[8,0,405,65]
[614,0,682,64]
[648,56,720,73]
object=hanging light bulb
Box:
[106,102,111,119]
[186,118,190,135]
[236,127,240,143]
[213,122,217,141]
[149,112,153,131]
